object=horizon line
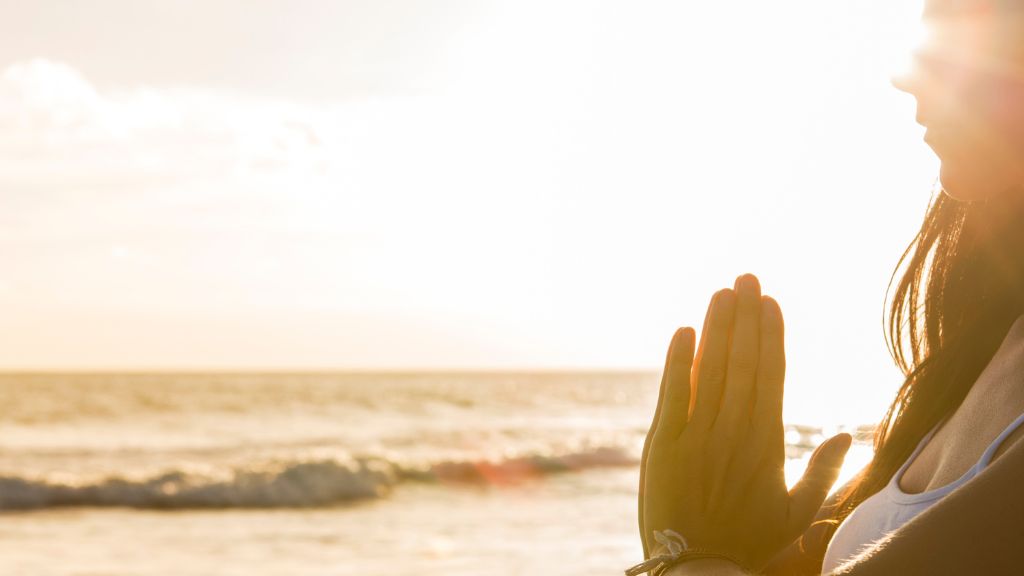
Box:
[0,366,663,375]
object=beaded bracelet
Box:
[624,530,752,576]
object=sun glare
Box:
[885,0,929,84]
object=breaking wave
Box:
[0,445,638,511]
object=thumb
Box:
[786,433,852,537]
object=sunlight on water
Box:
[0,373,873,575]
[785,442,875,492]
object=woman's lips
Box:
[923,129,959,158]
[924,129,944,155]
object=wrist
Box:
[629,530,755,576]
[664,558,751,576]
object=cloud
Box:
[0,59,561,317]
[1,59,101,129]
[0,59,327,193]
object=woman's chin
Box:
[939,168,969,203]
[939,165,998,204]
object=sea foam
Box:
[0,445,638,511]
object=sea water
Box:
[0,372,872,575]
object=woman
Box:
[635,1,1024,574]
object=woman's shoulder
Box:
[831,437,1024,575]
[992,417,1024,461]
[984,315,1024,459]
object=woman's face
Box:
[894,2,1024,202]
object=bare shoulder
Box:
[993,419,1024,460]
[834,438,1024,575]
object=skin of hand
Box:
[638,274,853,571]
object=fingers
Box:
[753,296,786,469]
[713,276,762,436]
[712,292,786,515]
[644,329,681,461]
[689,290,721,418]
[706,274,761,509]
[640,327,690,555]
[787,433,853,538]
[655,327,696,438]
[689,289,737,430]
[718,275,762,431]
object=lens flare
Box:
[887,0,931,85]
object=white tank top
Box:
[821,411,1024,573]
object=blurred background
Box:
[0,0,933,574]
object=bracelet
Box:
[625,530,751,576]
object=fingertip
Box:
[760,296,783,324]
[734,273,761,292]
[835,432,853,452]
[668,326,696,356]
[817,434,853,466]
[674,326,696,355]
[681,326,696,348]
[716,288,736,306]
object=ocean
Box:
[0,372,872,575]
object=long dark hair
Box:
[829,184,1024,528]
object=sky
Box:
[0,0,934,424]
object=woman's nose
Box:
[890,44,935,96]
[890,50,926,95]
[891,69,919,95]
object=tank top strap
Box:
[977,410,1024,468]
[889,420,945,488]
